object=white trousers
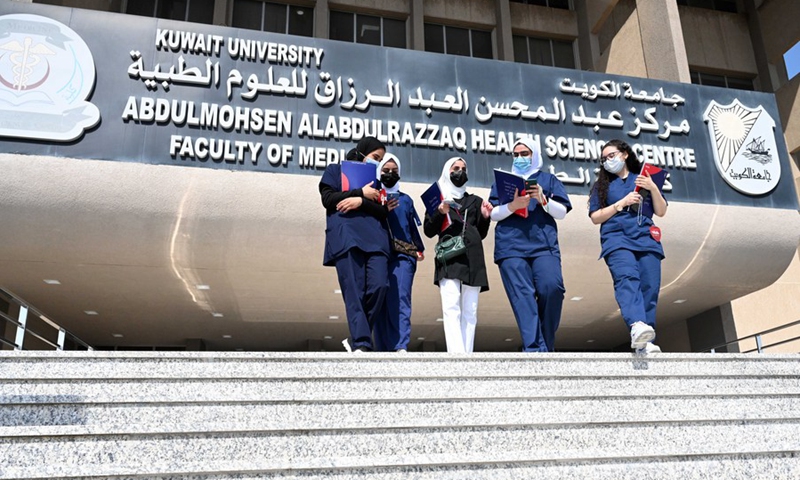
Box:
[439,278,481,353]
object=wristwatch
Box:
[614,202,623,212]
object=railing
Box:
[706,319,800,353]
[0,288,93,351]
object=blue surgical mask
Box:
[513,156,532,171]
[365,158,380,168]
[603,156,625,174]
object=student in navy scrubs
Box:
[588,139,668,354]
[488,138,571,352]
[319,137,389,352]
[372,153,426,352]
[424,157,493,353]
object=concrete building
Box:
[1,0,798,353]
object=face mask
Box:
[450,170,468,187]
[365,158,380,168]
[603,156,624,174]
[513,156,532,171]
[380,171,400,188]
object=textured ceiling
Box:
[1,154,798,352]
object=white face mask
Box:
[603,155,625,174]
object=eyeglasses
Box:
[601,151,621,161]
[512,151,532,158]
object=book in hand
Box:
[420,181,453,231]
[632,163,667,218]
[420,182,443,216]
[493,169,528,218]
[340,160,377,192]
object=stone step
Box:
[2,395,799,430]
[2,451,798,479]
[2,375,799,403]
[1,422,798,478]
[2,450,797,480]
[2,352,799,379]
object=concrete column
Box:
[634,0,690,82]
[314,0,329,39]
[495,0,513,61]
[213,0,229,26]
[743,0,776,92]
[410,0,425,51]
[686,303,740,353]
[574,0,599,71]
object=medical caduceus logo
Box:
[0,37,55,91]
[703,99,780,195]
[0,13,100,141]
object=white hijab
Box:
[378,153,401,194]
[512,137,543,179]
[437,156,467,200]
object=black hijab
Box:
[346,136,386,161]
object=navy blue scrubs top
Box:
[319,163,390,266]
[588,173,665,260]
[489,171,572,264]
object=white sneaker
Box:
[636,342,662,354]
[630,322,655,349]
[396,349,408,353]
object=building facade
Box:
[1,0,798,352]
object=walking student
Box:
[489,138,571,352]
[319,136,389,352]
[588,139,668,354]
[424,157,492,353]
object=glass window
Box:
[509,0,570,10]
[263,2,287,33]
[425,24,493,59]
[126,0,157,17]
[232,1,313,37]
[383,18,407,49]
[288,5,313,37]
[552,39,575,69]
[445,26,470,57]
[691,70,754,90]
[330,11,354,42]
[232,0,263,31]
[424,24,445,54]
[471,30,493,59]
[330,11,407,48]
[677,0,737,13]
[513,34,575,68]
[126,0,213,24]
[357,14,382,46]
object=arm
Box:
[475,198,491,239]
[358,198,388,220]
[424,209,446,238]
[319,183,360,210]
[544,199,568,220]
[589,191,641,225]
[635,175,668,217]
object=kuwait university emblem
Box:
[0,14,100,141]
[703,99,780,195]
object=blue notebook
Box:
[493,169,528,218]
[340,161,377,191]
[420,182,443,215]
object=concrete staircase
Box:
[1,351,799,479]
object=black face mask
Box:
[450,170,468,188]
[380,171,400,188]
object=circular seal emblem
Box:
[0,13,100,141]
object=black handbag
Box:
[435,208,468,265]
[386,221,419,256]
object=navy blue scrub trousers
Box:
[374,255,416,351]
[604,248,661,329]
[335,248,389,350]
[498,255,565,352]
